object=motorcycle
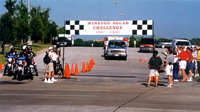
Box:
[4,55,16,76]
[55,60,64,78]
[15,56,33,81]
[29,58,38,76]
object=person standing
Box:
[51,47,58,82]
[174,46,189,82]
[195,45,200,79]
[192,46,198,78]
[44,47,54,83]
[165,48,174,87]
[186,47,193,82]
[147,50,163,87]
[173,46,181,82]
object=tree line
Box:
[0,0,58,45]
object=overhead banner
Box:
[65,20,153,35]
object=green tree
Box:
[30,15,44,42]
[15,0,30,42]
[4,0,17,16]
[57,26,65,34]
[46,21,58,43]
[0,12,17,44]
[74,38,84,46]
[129,35,136,47]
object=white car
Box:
[171,39,191,52]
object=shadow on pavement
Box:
[141,83,166,87]
[77,75,137,78]
[0,81,28,85]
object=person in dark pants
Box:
[173,46,181,82]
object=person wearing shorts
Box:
[165,48,174,87]
[186,47,193,82]
[147,50,162,87]
[175,46,189,82]
[44,47,54,83]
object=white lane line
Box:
[1,89,111,92]
[0,94,98,97]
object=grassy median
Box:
[0,43,51,64]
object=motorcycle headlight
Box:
[8,58,12,62]
[18,60,23,64]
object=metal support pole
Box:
[62,45,65,77]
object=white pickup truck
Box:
[104,37,127,60]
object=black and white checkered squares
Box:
[132,20,153,35]
[65,20,153,35]
[65,20,84,35]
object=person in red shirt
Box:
[175,46,189,82]
[186,47,193,82]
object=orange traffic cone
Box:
[91,59,95,65]
[82,61,86,73]
[74,63,79,75]
[63,63,70,78]
[71,64,74,75]
[90,60,93,68]
[144,57,148,63]
[151,76,154,82]
[139,57,142,63]
[0,63,2,70]
[86,61,90,71]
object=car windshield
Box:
[141,38,154,44]
[108,41,126,48]
[176,41,190,46]
[58,37,67,42]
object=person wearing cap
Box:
[196,45,200,79]
[44,46,54,83]
[174,46,190,82]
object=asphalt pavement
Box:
[0,47,200,112]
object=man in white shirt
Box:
[44,47,54,83]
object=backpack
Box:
[43,52,51,64]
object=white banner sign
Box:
[65,20,153,35]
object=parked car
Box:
[139,38,154,52]
[171,39,191,52]
[155,42,171,48]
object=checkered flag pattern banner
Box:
[65,20,153,35]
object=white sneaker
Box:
[167,84,173,88]
[44,79,48,83]
[187,78,192,82]
[46,80,54,83]
[51,78,57,82]
[174,79,179,82]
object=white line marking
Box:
[0,94,98,97]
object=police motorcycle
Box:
[3,46,17,76]
[4,54,16,76]
[27,47,38,76]
[53,46,63,77]
[15,46,33,81]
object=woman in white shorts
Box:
[147,50,163,87]
[165,48,174,87]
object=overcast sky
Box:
[0,0,200,40]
